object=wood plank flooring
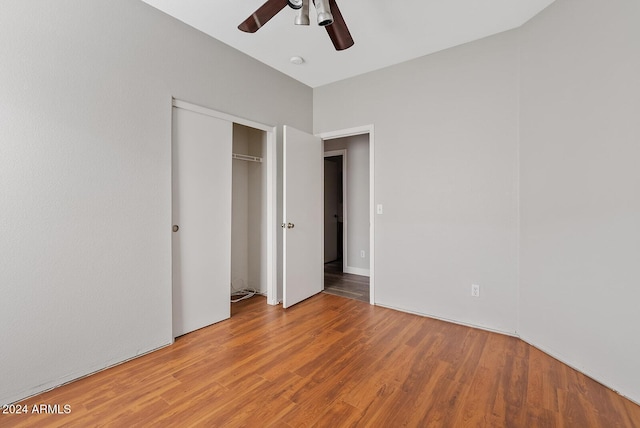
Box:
[2,294,639,427]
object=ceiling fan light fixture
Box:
[238,0,353,51]
[294,0,310,25]
[288,0,303,10]
[314,0,333,26]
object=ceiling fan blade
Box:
[238,0,289,33]
[324,0,354,50]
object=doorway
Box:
[321,129,373,304]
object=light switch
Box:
[377,204,383,215]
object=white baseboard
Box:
[5,341,172,406]
[343,266,370,277]
[374,301,640,407]
[518,336,640,408]
[374,303,517,337]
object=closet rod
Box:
[232,153,262,163]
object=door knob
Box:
[173,225,179,232]
[287,223,295,229]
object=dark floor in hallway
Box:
[323,259,369,303]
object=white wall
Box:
[315,31,521,334]
[0,0,311,405]
[518,0,640,403]
[324,135,370,274]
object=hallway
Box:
[323,260,369,303]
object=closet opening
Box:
[231,123,269,311]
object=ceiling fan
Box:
[238,0,354,51]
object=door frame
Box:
[172,99,279,306]
[317,125,375,305]
[323,150,347,268]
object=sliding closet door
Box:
[172,106,232,337]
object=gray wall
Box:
[519,0,640,403]
[315,32,521,334]
[325,135,370,274]
[0,0,311,405]
[315,0,640,405]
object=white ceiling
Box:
[141,0,556,88]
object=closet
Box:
[172,100,324,336]
[231,123,268,300]
[172,100,276,339]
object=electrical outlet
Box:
[360,250,365,258]
[471,284,480,297]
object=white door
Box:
[283,126,324,308]
[172,106,232,337]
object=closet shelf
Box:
[232,153,262,163]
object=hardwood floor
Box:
[323,260,370,303]
[2,294,639,427]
